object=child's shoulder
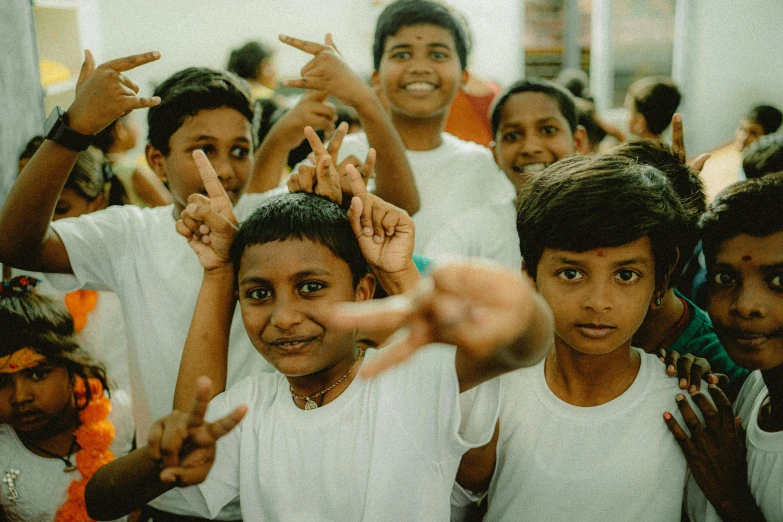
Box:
[440,133,495,161]
[735,370,767,421]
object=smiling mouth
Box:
[404,82,437,94]
[268,336,318,352]
[14,411,44,424]
[513,162,550,174]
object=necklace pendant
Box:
[3,469,20,505]
[63,462,77,473]
[304,398,318,410]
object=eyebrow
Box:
[386,42,453,53]
[239,269,332,286]
[549,256,651,267]
[760,262,783,273]
[192,136,251,144]
[501,117,563,129]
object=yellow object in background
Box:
[40,58,72,86]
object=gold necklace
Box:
[290,350,365,410]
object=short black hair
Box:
[516,155,685,288]
[0,279,108,399]
[230,193,368,287]
[147,67,254,156]
[490,78,578,136]
[627,77,681,136]
[746,105,783,135]
[613,139,705,287]
[700,173,783,266]
[742,133,783,179]
[372,0,469,71]
[227,41,275,80]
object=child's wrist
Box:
[203,263,235,278]
[375,263,420,296]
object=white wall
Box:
[678,0,783,155]
[94,0,522,100]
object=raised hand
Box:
[671,113,710,172]
[280,33,374,109]
[67,50,161,136]
[148,377,247,486]
[347,173,417,293]
[326,261,549,379]
[175,150,238,270]
[664,386,762,520]
[271,90,337,152]
[289,124,374,205]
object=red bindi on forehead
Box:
[594,250,606,257]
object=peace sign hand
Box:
[148,377,247,486]
[280,34,373,109]
[175,150,239,271]
[66,50,161,136]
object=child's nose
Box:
[730,286,768,319]
[210,155,235,182]
[270,297,305,331]
[581,281,613,312]
[10,380,33,406]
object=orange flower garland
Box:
[54,376,114,522]
[64,290,99,333]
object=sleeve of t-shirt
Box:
[385,344,499,463]
[176,379,254,519]
[49,205,143,292]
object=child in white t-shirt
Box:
[666,174,783,521]
[453,155,706,521]
[83,148,554,521]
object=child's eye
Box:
[502,131,522,143]
[198,145,216,156]
[430,51,448,60]
[390,51,411,60]
[615,269,639,282]
[54,205,70,216]
[300,281,326,294]
[28,368,50,381]
[541,125,559,136]
[711,272,736,286]
[231,146,250,160]
[558,269,582,281]
[247,287,272,300]
[768,274,783,292]
[0,374,11,389]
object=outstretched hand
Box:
[67,50,161,136]
[326,261,546,378]
[148,377,247,486]
[175,150,238,270]
[656,349,726,393]
[280,33,373,109]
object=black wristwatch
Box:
[45,106,93,152]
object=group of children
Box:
[0,0,781,520]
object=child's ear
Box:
[629,112,647,136]
[490,140,501,166]
[145,143,167,184]
[460,69,469,87]
[355,272,376,302]
[88,192,108,213]
[573,125,590,155]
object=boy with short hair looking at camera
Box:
[453,155,707,521]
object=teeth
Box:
[405,82,435,92]
[520,163,549,173]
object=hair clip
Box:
[0,276,41,298]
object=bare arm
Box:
[280,34,419,215]
[0,50,161,272]
[173,150,239,409]
[132,166,172,207]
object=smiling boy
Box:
[0,54,275,519]
[452,155,706,521]
[289,0,515,255]
[425,78,586,269]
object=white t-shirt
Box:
[49,194,275,516]
[483,349,697,522]
[306,132,516,255]
[424,201,521,270]
[687,370,783,521]
[173,345,498,521]
[0,391,134,522]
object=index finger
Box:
[186,376,213,428]
[327,122,349,160]
[345,164,368,196]
[304,126,328,158]
[104,51,161,73]
[208,404,248,439]
[279,34,329,55]
[671,113,686,162]
[192,150,229,201]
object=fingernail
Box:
[679,378,687,388]
[667,365,675,374]
[663,412,672,420]
[676,394,685,402]
[152,51,161,58]
[362,227,372,236]
[689,385,698,395]
[373,235,383,243]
